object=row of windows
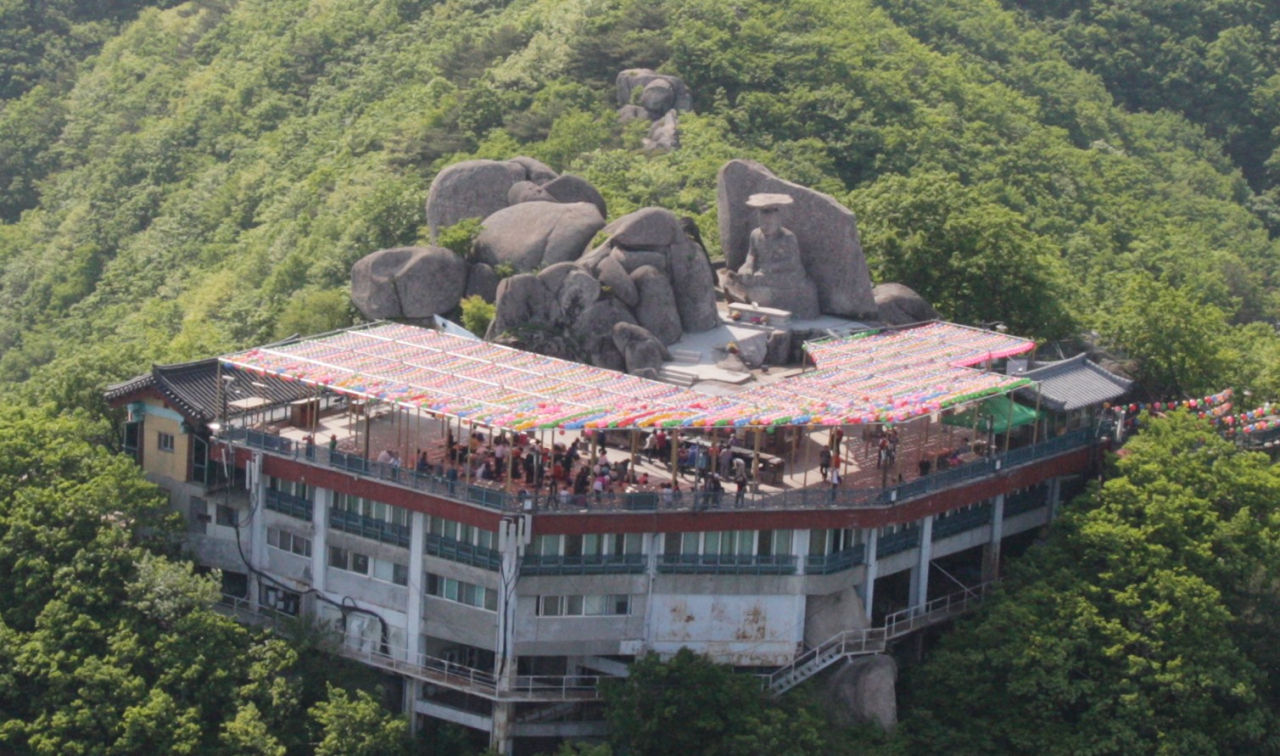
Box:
[425,572,497,611]
[427,515,496,551]
[664,530,793,557]
[334,492,410,528]
[809,528,862,556]
[268,476,311,501]
[267,527,312,557]
[537,594,631,617]
[532,533,643,558]
[329,546,409,586]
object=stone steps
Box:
[656,366,697,387]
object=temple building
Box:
[105,320,1124,754]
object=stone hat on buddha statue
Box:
[745,193,794,211]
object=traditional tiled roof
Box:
[105,358,317,423]
[219,321,1036,430]
[1014,353,1133,413]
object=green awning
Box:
[943,396,1043,435]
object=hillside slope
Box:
[1,0,1278,412]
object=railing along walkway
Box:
[214,596,604,702]
[766,581,997,695]
[218,427,1094,516]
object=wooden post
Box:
[629,429,638,483]
[802,426,811,489]
[670,429,679,486]
[466,421,474,485]
[752,427,762,482]
[363,400,373,461]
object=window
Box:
[259,585,300,616]
[189,498,208,535]
[371,558,410,586]
[538,594,630,617]
[158,432,175,453]
[268,476,310,501]
[267,527,312,558]
[425,572,497,611]
[426,516,497,549]
[216,504,238,527]
[329,546,369,575]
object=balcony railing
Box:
[264,488,313,521]
[657,553,797,575]
[1004,485,1050,518]
[423,533,501,571]
[877,526,921,558]
[218,426,1095,515]
[520,553,646,576]
[805,544,866,574]
[932,502,993,541]
[328,507,411,548]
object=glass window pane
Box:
[566,595,583,616]
[351,553,370,575]
[663,532,681,555]
[373,559,395,582]
[393,563,409,586]
[810,529,829,555]
[583,534,602,556]
[328,546,347,569]
[624,533,643,555]
[483,589,497,611]
[775,530,793,556]
[704,532,720,554]
[584,595,607,615]
[613,596,630,615]
[268,528,280,548]
[681,532,699,555]
[445,579,459,602]
[738,531,755,555]
[564,534,583,557]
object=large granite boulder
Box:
[616,69,693,112]
[610,247,667,273]
[644,110,679,151]
[542,174,607,219]
[486,274,561,339]
[617,104,649,123]
[425,160,526,241]
[612,322,672,376]
[572,298,637,370]
[557,268,601,316]
[717,160,877,319]
[351,246,467,319]
[507,180,553,205]
[873,282,940,325]
[473,202,605,272]
[640,79,675,117]
[667,236,721,332]
[603,207,679,248]
[595,254,638,307]
[826,655,898,729]
[508,155,557,184]
[464,262,500,303]
[630,266,682,345]
[536,261,580,294]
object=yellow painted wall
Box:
[141,399,191,482]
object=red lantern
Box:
[1189,399,1198,409]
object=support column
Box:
[491,702,514,755]
[402,680,422,736]
[861,529,878,624]
[248,453,267,610]
[406,511,425,665]
[793,529,810,576]
[1048,477,1063,520]
[311,488,329,593]
[908,516,933,612]
[981,494,1004,583]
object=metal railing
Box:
[876,526,921,558]
[657,553,797,575]
[423,533,501,571]
[520,553,646,575]
[328,507,412,548]
[882,581,997,639]
[218,426,1095,515]
[264,488,314,521]
[1004,485,1050,518]
[932,502,993,541]
[512,674,606,700]
[805,544,866,574]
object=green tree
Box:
[901,411,1280,755]
[1097,273,1228,396]
[311,685,408,756]
[460,295,495,337]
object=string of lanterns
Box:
[1107,389,1279,434]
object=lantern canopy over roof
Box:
[220,321,1035,430]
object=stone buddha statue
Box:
[725,194,820,319]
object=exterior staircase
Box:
[656,365,698,387]
[766,581,997,695]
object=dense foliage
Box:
[900,412,1280,754]
[0,405,419,755]
[1,0,1279,409]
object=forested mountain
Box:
[1,0,1279,413]
[3,0,1280,753]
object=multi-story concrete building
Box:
[105,321,1127,754]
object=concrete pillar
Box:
[249,453,267,610]
[1048,477,1062,520]
[311,488,329,593]
[402,679,421,736]
[406,511,425,666]
[908,516,933,612]
[861,529,878,623]
[981,494,1004,583]
[491,702,515,755]
[794,529,810,576]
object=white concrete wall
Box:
[646,594,805,666]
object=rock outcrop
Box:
[542,174,607,218]
[464,262,500,303]
[826,655,898,729]
[717,160,878,319]
[472,202,605,273]
[486,274,561,340]
[351,246,468,319]
[612,322,672,376]
[616,70,693,152]
[873,282,940,325]
[630,266,682,345]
